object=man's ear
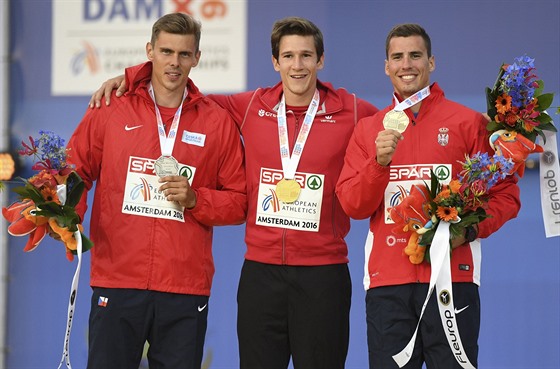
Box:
[429,55,435,72]
[272,55,280,72]
[317,54,325,70]
[193,50,201,67]
[146,42,154,61]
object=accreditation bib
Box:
[121,156,196,222]
[256,167,324,232]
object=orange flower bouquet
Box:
[485,55,556,177]
[2,131,93,260]
[390,152,513,264]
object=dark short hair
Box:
[271,17,324,61]
[151,13,202,52]
[385,23,431,58]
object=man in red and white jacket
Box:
[336,24,520,369]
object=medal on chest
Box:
[275,89,320,203]
[149,83,187,176]
[275,178,301,203]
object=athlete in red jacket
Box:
[69,13,246,369]
[336,24,520,369]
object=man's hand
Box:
[451,224,479,249]
[451,232,467,249]
[159,175,197,209]
[375,129,403,166]
[88,74,126,108]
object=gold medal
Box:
[275,178,301,203]
[383,110,410,133]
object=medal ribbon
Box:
[392,222,476,369]
[277,89,320,180]
[392,86,430,112]
[56,185,83,369]
[148,83,187,157]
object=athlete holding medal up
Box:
[89,16,378,369]
[336,24,520,369]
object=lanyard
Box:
[148,83,187,157]
[392,85,431,111]
[277,89,320,180]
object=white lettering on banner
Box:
[123,204,185,220]
[52,0,247,95]
[443,310,468,364]
[539,128,560,237]
[130,157,156,174]
[261,168,306,188]
[83,0,163,21]
[544,170,560,218]
[389,165,433,181]
[83,0,228,22]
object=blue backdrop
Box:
[5,1,560,368]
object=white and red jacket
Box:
[69,63,247,296]
[211,80,378,266]
[336,83,521,289]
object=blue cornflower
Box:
[501,55,537,108]
[36,131,68,170]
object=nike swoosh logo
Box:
[454,305,469,315]
[198,304,207,312]
[125,124,143,131]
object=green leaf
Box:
[536,130,547,145]
[534,79,545,97]
[65,172,85,208]
[71,232,94,254]
[486,120,502,132]
[539,121,558,133]
[535,112,553,124]
[537,93,554,111]
[12,181,44,204]
[429,170,439,200]
[449,223,463,239]
[486,87,498,119]
[34,201,64,217]
[523,131,538,144]
[419,230,435,246]
[490,65,505,92]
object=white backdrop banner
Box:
[52,0,247,95]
